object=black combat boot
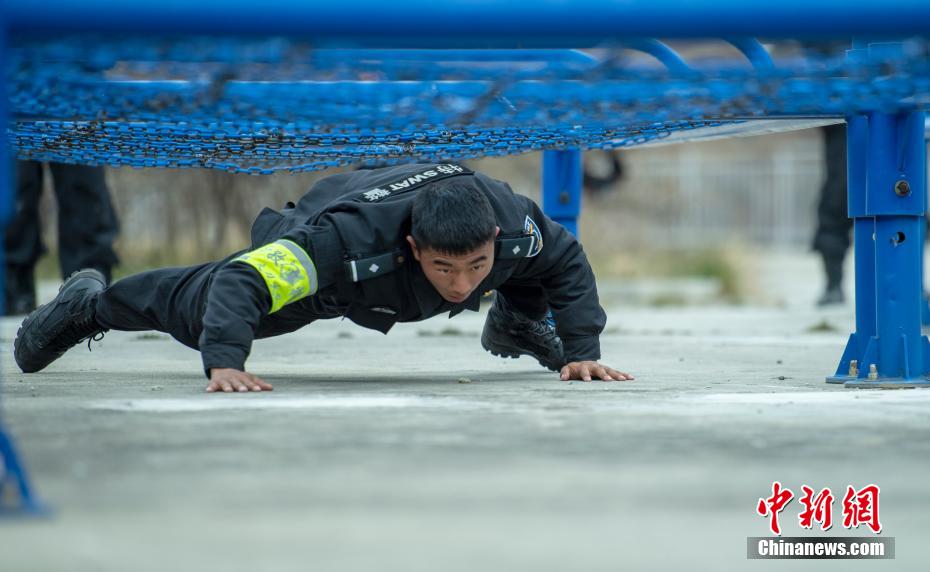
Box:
[14,269,108,373]
[481,295,564,371]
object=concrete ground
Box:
[1,249,927,571]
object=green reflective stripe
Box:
[277,240,318,294]
[234,239,318,313]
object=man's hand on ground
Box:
[560,361,634,382]
[206,368,273,393]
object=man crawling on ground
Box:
[14,163,633,392]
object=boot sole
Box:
[13,269,106,373]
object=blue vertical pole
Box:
[845,108,930,387]
[827,114,875,383]
[541,150,582,329]
[0,13,45,513]
[542,150,582,236]
[827,42,876,384]
[921,130,930,326]
[832,40,930,387]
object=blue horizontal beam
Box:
[314,49,598,65]
[4,1,930,44]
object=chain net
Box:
[7,36,930,173]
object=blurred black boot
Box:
[4,265,37,316]
[817,255,845,306]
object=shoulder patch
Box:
[356,164,473,203]
[523,215,543,257]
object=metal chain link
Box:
[7,36,930,173]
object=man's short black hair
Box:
[410,182,497,255]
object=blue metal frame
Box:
[921,222,930,326]
[922,117,930,327]
[542,150,582,237]
[726,38,775,70]
[5,1,930,42]
[828,42,930,387]
[0,430,45,514]
[849,110,930,387]
[625,39,693,74]
[541,150,582,333]
[0,12,45,514]
[827,114,873,384]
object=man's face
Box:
[406,232,497,304]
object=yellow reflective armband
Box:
[234,239,318,313]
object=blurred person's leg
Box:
[49,163,119,283]
[582,150,625,196]
[812,124,851,306]
[3,161,45,315]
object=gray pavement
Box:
[1,250,927,571]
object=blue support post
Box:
[827,114,874,383]
[921,207,930,327]
[542,150,582,237]
[0,13,45,514]
[541,150,582,329]
[841,109,930,388]
[921,131,930,327]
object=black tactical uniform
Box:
[92,164,606,376]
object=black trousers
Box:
[810,125,851,290]
[811,124,851,263]
[5,161,119,280]
[496,283,549,320]
[95,261,220,350]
